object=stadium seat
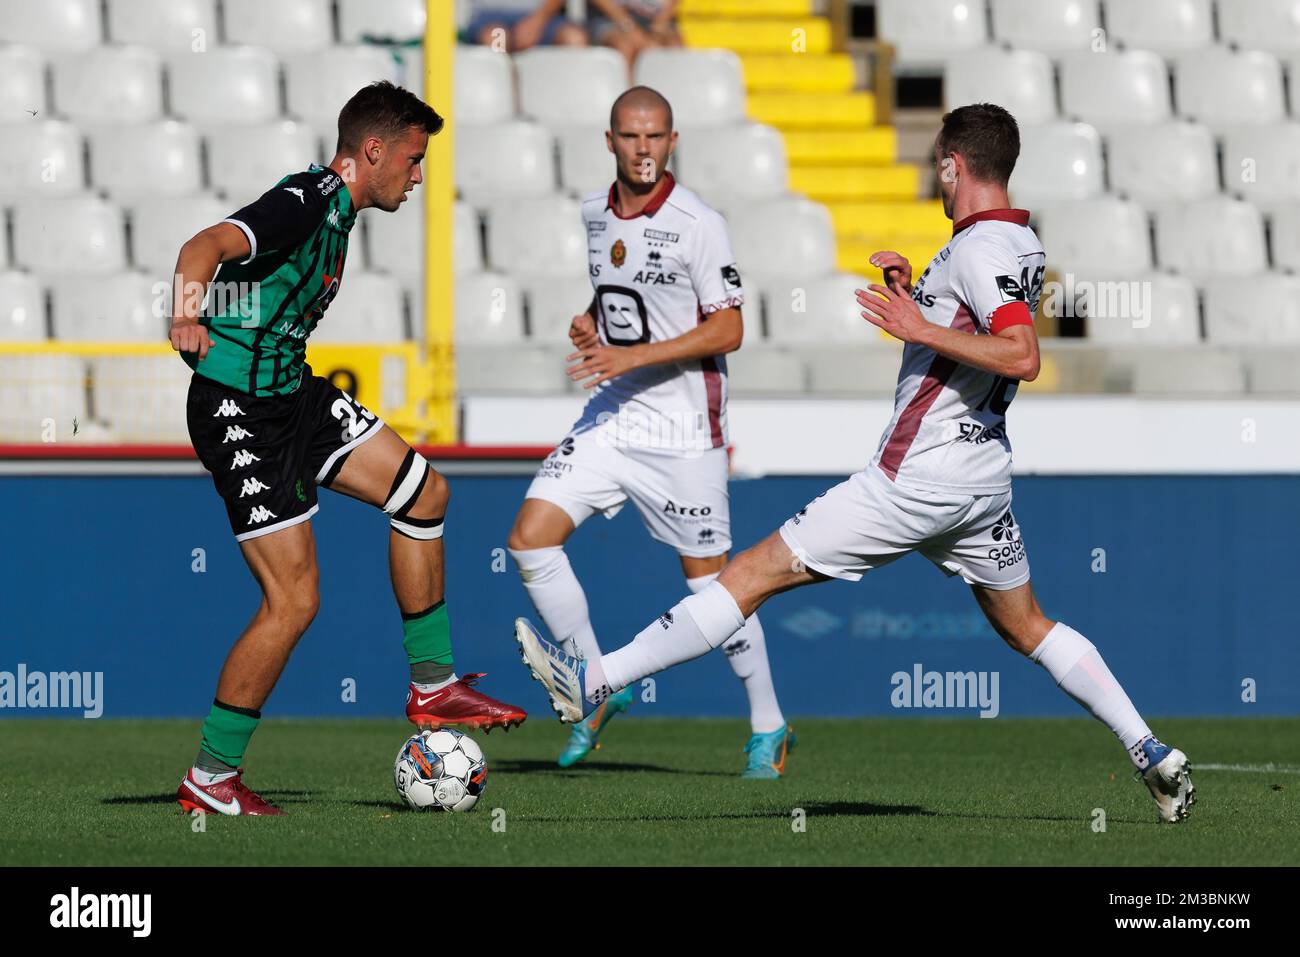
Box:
[1244,348,1300,393]
[0,271,46,340]
[1154,199,1267,277]
[556,125,614,196]
[0,45,46,122]
[1218,0,1300,55]
[285,46,401,134]
[1203,275,1300,344]
[51,274,165,341]
[0,0,101,52]
[311,272,406,343]
[361,200,455,277]
[457,344,571,393]
[221,0,333,54]
[1009,122,1104,206]
[455,272,526,344]
[944,48,1056,126]
[990,0,1102,54]
[483,195,586,279]
[453,202,482,276]
[1271,204,1300,271]
[106,0,218,51]
[1102,0,1213,56]
[167,47,280,127]
[764,273,876,344]
[0,120,84,201]
[515,48,628,128]
[1131,348,1246,394]
[453,46,515,126]
[728,197,836,281]
[11,196,127,275]
[1221,124,1300,205]
[457,122,557,207]
[1106,122,1218,204]
[523,275,595,342]
[672,123,789,203]
[338,0,425,43]
[633,49,747,127]
[1082,273,1200,344]
[129,193,228,275]
[1035,198,1152,278]
[1174,49,1286,131]
[0,355,87,441]
[800,346,904,394]
[1058,51,1172,131]
[875,0,988,71]
[726,347,805,395]
[89,355,190,441]
[88,121,202,200]
[52,47,163,126]
[206,121,321,200]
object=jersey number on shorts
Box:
[331,395,375,440]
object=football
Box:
[393,729,487,812]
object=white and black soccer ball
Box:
[393,729,487,812]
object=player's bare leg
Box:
[972,580,1195,823]
[328,425,526,731]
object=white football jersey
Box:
[869,209,1045,494]
[570,172,744,456]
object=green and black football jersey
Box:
[182,164,357,396]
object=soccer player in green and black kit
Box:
[170,82,525,817]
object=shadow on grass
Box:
[102,790,315,807]
[490,758,733,777]
[518,801,933,824]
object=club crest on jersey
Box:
[611,239,626,267]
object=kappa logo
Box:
[328,208,340,226]
[229,449,261,469]
[222,425,253,443]
[284,186,305,203]
[212,398,244,417]
[247,505,278,525]
[239,477,270,498]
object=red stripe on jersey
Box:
[951,208,1031,235]
[605,171,676,220]
[697,303,725,448]
[989,301,1034,335]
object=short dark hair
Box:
[609,86,673,133]
[336,81,444,154]
[935,103,1020,186]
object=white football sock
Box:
[191,767,237,786]
[412,673,458,694]
[509,546,602,660]
[1030,622,1152,760]
[687,573,785,734]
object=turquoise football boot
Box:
[741,723,796,779]
[556,684,636,768]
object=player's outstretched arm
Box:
[566,306,743,389]
[168,222,252,360]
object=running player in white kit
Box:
[507,87,793,778]
[517,103,1196,822]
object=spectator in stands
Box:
[589,0,681,67]
[466,0,588,50]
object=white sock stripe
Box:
[391,518,444,540]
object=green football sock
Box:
[196,699,260,771]
[404,600,454,684]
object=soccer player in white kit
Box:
[507,87,793,778]
[517,103,1196,822]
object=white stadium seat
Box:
[456,122,556,207]
[726,347,805,395]
[990,0,1101,54]
[764,273,877,344]
[51,274,165,341]
[944,49,1056,126]
[1009,122,1104,206]
[556,126,613,196]
[338,0,425,43]
[457,344,572,394]
[403,46,424,96]
[0,45,46,122]
[0,120,84,201]
[52,47,163,126]
[1154,199,1267,277]
[1132,348,1246,394]
[523,275,594,342]
[1221,124,1300,205]
[0,0,102,52]
[89,121,202,200]
[206,121,321,200]
[801,346,904,394]
[1203,275,1300,344]
[168,47,279,127]
[311,272,406,343]
[0,355,87,441]
[0,271,45,340]
[129,193,228,275]
[452,202,481,276]
[633,49,746,126]
[1244,348,1300,393]
[1059,51,1172,131]
[515,48,627,128]
[1271,204,1300,271]
[1083,273,1200,344]
[1035,198,1152,278]
[106,0,218,51]
[453,46,514,126]
[673,124,788,204]
[484,195,586,279]
[1106,122,1218,203]
[1218,0,1300,55]
[1174,49,1286,131]
[728,197,836,281]
[89,355,190,441]
[12,195,126,275]
[1103,0,1213,56]
[285,46,401,135]
[876,0,988,71]
[455,272,526,344]
[221,0,333,54]
[361,206,416,276]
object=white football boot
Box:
[1135,737,1196,823]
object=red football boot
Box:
[405,673,527,733]
[176,768,286,816]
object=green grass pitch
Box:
[3,716,1297,866]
